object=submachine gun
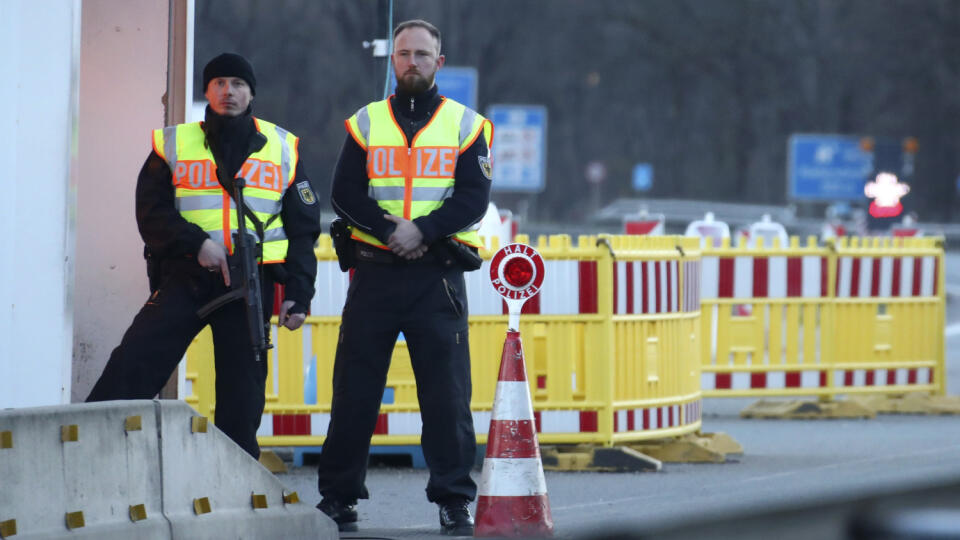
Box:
[196,176,271,359]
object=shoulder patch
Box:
[478,155,493,180]
[296,181,317,205]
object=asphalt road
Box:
[273,252,960,539]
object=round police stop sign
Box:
[489,243,545,301]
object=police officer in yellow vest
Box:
[86,53,322,459]
[316,20,492,536]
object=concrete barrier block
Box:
[156,401,335,540]
[0,401,168,539]
[0,400,334,539]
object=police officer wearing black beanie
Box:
[203,52,257,95]
[86,53,322,460]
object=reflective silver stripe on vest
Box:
[369,186,404,201]
[176,191,280,214]
[356,106,371,144]
[163,126,178,167]
[175,195,221,212]
[245,196,282,215]
[263,227,287,242]
[370,185,452,202]
[208,229,258,247]
[208,228,282,247]
[274,125,292,184]
[459,108,478,147]
[226,195,282,218]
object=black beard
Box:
[396,73,432,94]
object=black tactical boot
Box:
[317,498,359,532]
[438,498,474,536]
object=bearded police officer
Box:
[86,53,322,459]
[315,19,493,536]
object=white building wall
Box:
[0,1,81,407]
[72,0,171,401]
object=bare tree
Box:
[195,0,960,221]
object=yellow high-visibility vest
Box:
[344,97,493,250]
[152,118,299,263]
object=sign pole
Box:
[488,243,546,330]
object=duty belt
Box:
[354,242,450,266]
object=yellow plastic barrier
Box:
[698,235,945,398]
[605,235,703,443]
[184,234,705,448]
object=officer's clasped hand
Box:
[384,214,427,260]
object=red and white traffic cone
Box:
[474,330,553,537]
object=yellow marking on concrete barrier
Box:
[251,493,268,509]
[0,431,11,449]
[191,416,208,433]
[60,425,78,443]
[129,504,147,522]
[283,491,300,504]
[0,518,16,537]
[258,450,287,473]
[193,497,211,515]
[65,511,85,529]
[125,415,142,433]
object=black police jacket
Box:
[135,107,322,312]
[330,84,492,247]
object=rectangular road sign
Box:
[487,104,548,193]
[788,134,873,201]
[632,163,653,192]
[436,66,477,110]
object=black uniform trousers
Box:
[316,258,477,504]
[86,266,271,458]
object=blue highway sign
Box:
[487,105,548,193]
[436,66,478,110]
[788,134,873,201]
[632,163,653,192]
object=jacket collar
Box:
[392,84,441,121]
[202,104,255,141]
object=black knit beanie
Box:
[202,53,256,95]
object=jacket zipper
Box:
[405,145,412,219]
